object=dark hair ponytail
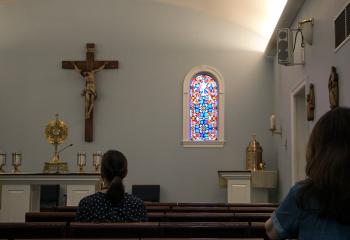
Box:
[101,150,128,206]
[106,176,125,205]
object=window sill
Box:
[182,140,225,148]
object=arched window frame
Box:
[182,65,225,147]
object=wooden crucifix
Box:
[62,43,118,142]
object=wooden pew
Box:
[53,204,177,212]
[25,212,238,223]
[26,212,76,223]
[228,203,278,208]
[165,206,274,213]
[25,211,165,222]
[0,221,268,239]
[146,202,278,207]
[67,222,268,239]
[52,202,278,212]
[233,213,271,222]
[53,206,77,212]
[162,212,270,223]
[228,207,275,213]
[159,222,267,239]
[68,222,160,238]
[148,212,165,221]
[0,222,66,239]
[144,202,177,206]
[26,211,271,223]
[145,205,172,212]
[163,212,235,222]
[171,206,230,212]
[53,205,171,212]
[176,202,229,207]
[52,205,275,214]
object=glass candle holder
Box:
[12,152,22,173]
[77,152,86,173]
[92,151,102,173]
[0,152,6,173]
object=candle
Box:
[93,152,102,166]
[270,114,276,130]
[12,153,21,165]
[77,152,86,166]
[0,152,6,165]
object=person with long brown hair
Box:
[265,107,350,239]
[76,150,147,222]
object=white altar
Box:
[218,170,277,203]
[0,173,99,222]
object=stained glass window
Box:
[189,72,218,141]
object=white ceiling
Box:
[0,0,298,53]
[153,0,288,51]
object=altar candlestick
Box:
[12,152,22,173]
[0,152,6,173]
[77,152,86,173]
[93,151,102,173]
[270,114,276,130]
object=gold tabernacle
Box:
[246,135,265,171]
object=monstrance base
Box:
[43,161,69,174]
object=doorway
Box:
[291,81,308,184]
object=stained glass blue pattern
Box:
[189,73,218,141]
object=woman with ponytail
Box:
[76,150,148,222]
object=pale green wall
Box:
[274,0,350,199]
[0,0,275,202]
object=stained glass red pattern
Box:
[189,73,218,141]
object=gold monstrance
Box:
[43,114,69,173]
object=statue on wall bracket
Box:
[328,66,339,109]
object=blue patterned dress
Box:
[76,192,148,222]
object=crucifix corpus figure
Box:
[73,62,105,119]
[62,43,118,142]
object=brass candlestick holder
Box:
[0,152,6,173]
[93,151,102,173]
[12,152,22,173]
[269,114,282,137]
[269,126,283,137]
[43,114,69,173]
[77,152,86,173]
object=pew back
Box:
[25,211,270,223]
[68,222,268,239]
[69,222,159,238]
[0,222,66,239]
[52,202,278,212]
[26,212,76,223]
